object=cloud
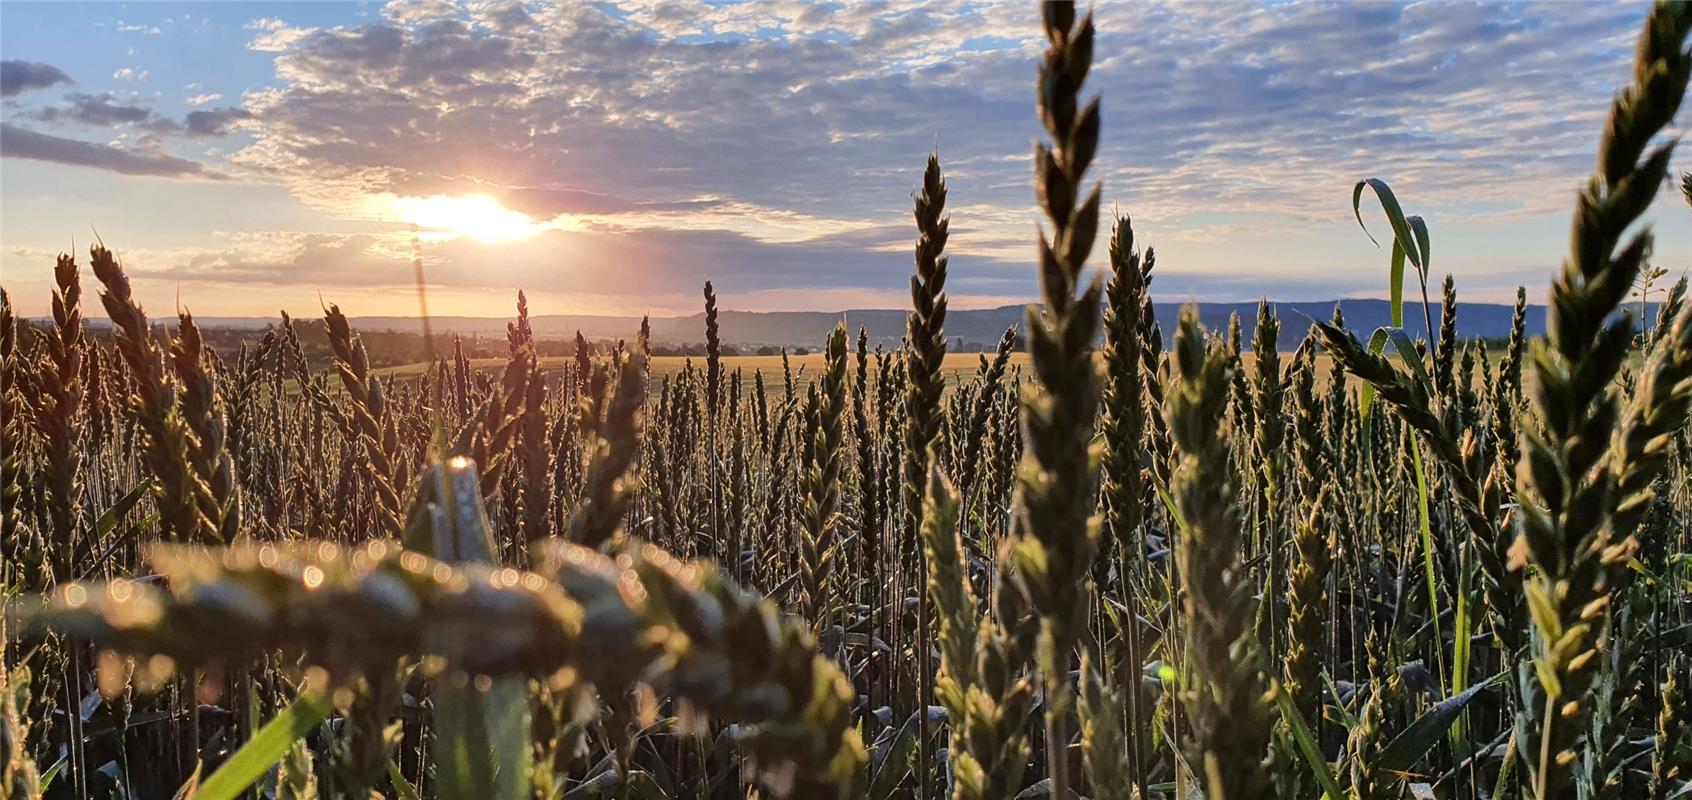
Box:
[184,107,254,137]
[186,92,223,106]
[1,60,72,97]
[29,92,182,133]
[472,1,532,33]
[111,67,148,82]
[26,92,252,139]
[383,0,460,24]
[0,124,224,179]
[247,18,316,52]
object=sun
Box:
[395,194,546,244]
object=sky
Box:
[1,0,1689,319]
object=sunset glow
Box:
[395,194,546,244]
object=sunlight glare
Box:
[395,194,546,244]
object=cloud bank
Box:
[0,124,225,179]
[0,59,72,96]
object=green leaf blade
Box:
[188,690,333,800]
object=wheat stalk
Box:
[1168,307,1275,800]
[1008,5,1106,794]
[797,324,847,630]
[564,353,645,551]
[89,245,214,544]
[170,312,240,544]
[23,255,87,578]
[1513,6,1691,797]
[903,152,951,785]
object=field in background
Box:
[377,352,1032,391]
[376,351,1446,395]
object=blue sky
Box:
[2,0,1688,318]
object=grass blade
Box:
[189,690,332,800]
[1272,685,1342,800]
[1376,673,1505,773]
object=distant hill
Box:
[85,297,1667,351]
[637,299,1544,348]
[372,298,1563,348]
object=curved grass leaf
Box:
[1353,178,1431,423]
[1407,215,1431,277]
[866,716,918,800]
[1272,684,1342,799]
[389,762,422,800]
[37,757,65,793]
[188,690,332,800]
[93,483,149,538]
[1390,240,1407,326]
[1386,328,1431,387]
[1353,178,1423,271]
[1375,673,1505,774]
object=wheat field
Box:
[376,354,1038,398]
[2,4,1691,800]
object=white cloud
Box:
[246,18,316,52]
[111,67,148,82]
[382,0,460,23]
[185,92,223,106]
